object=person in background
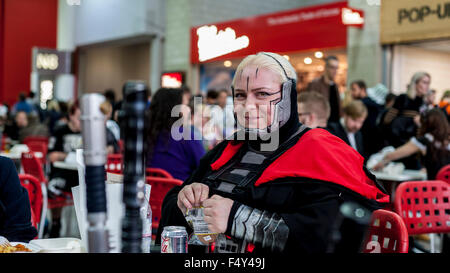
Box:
[377,93,397,148]
[189,96,217,151]
[104,89,116,105]
[11,92,33,116]
[182,85,191,106]
[99,101,120,154]
[47,100,82,238]
[210,89,236,140]
[373,108,449,180]
[424,89,437,110]
[54,101,69,130]
[306,55,341,124]
[327,100,368,158]
[438,90,450,122]
[384,93,397,109]
[0,156,37,242]
[15,111,49,143]
[44,100,62,135]
[382,71,431,169]
[145,88,206,181]
[297,91,330,129]
[26,91,41,121]
[0,105,7,136]
[350,80,384,158]
[206,89,218,105]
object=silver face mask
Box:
[232,53,295,140]
[233,79,293,138]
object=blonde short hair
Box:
[232,52,297,86]
[343,100,368,119]
[298,91,330,121]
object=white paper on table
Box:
[65,151,77,163]
[72,149,151,253]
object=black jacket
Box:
[327,121,365,159]
[0,156,37,242]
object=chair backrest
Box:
[22,136,49,147]
[26,141,48,165]
[394,180,450,235]
[18,174,43,229]
[105,153,123,174]
[436,164,450,184]
[362,209,409,253]
[144,176,183,231]
[146,167,173,179]
[118,140,124,154]
[21,152,47,184]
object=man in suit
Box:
[327,100,368,158]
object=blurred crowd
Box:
[1,55,449,190]
[144,55,449,187]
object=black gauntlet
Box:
[230,204,289,252]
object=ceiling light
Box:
[314,51,323,58]
[304,57,312,64]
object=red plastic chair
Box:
[118,140,124,154]
[21,152,73,210]
[22,136,49,147]
[21,152,47,185]
[436,165,450,184]
[19,174,46,239]
[362,209,409,253]
[146,167,173,179]
[394,180,450,252]
[105,153,123,174]
[145,176,183,240]
[26,141,48,166]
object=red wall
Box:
[0,0,58,107]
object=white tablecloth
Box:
[53,161,78,171]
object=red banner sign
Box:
[190,1,363,64]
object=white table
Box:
[0,151,43,159]
[371,169,427,182]
[53,161,78,171]
[371,169,428,199]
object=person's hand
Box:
[48,151,67,163]
[372,161,385,171]
[203,195,234,234]
[177,183,209,214]
[413,114,421,127]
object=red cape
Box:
[211,129,390,203]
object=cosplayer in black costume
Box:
[156,52,389,253]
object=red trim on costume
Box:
[209,129,390,203]
[254,129,389,203]
[210,142,244,171]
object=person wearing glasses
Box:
[157,52,389,253]
[306,55,341,124]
